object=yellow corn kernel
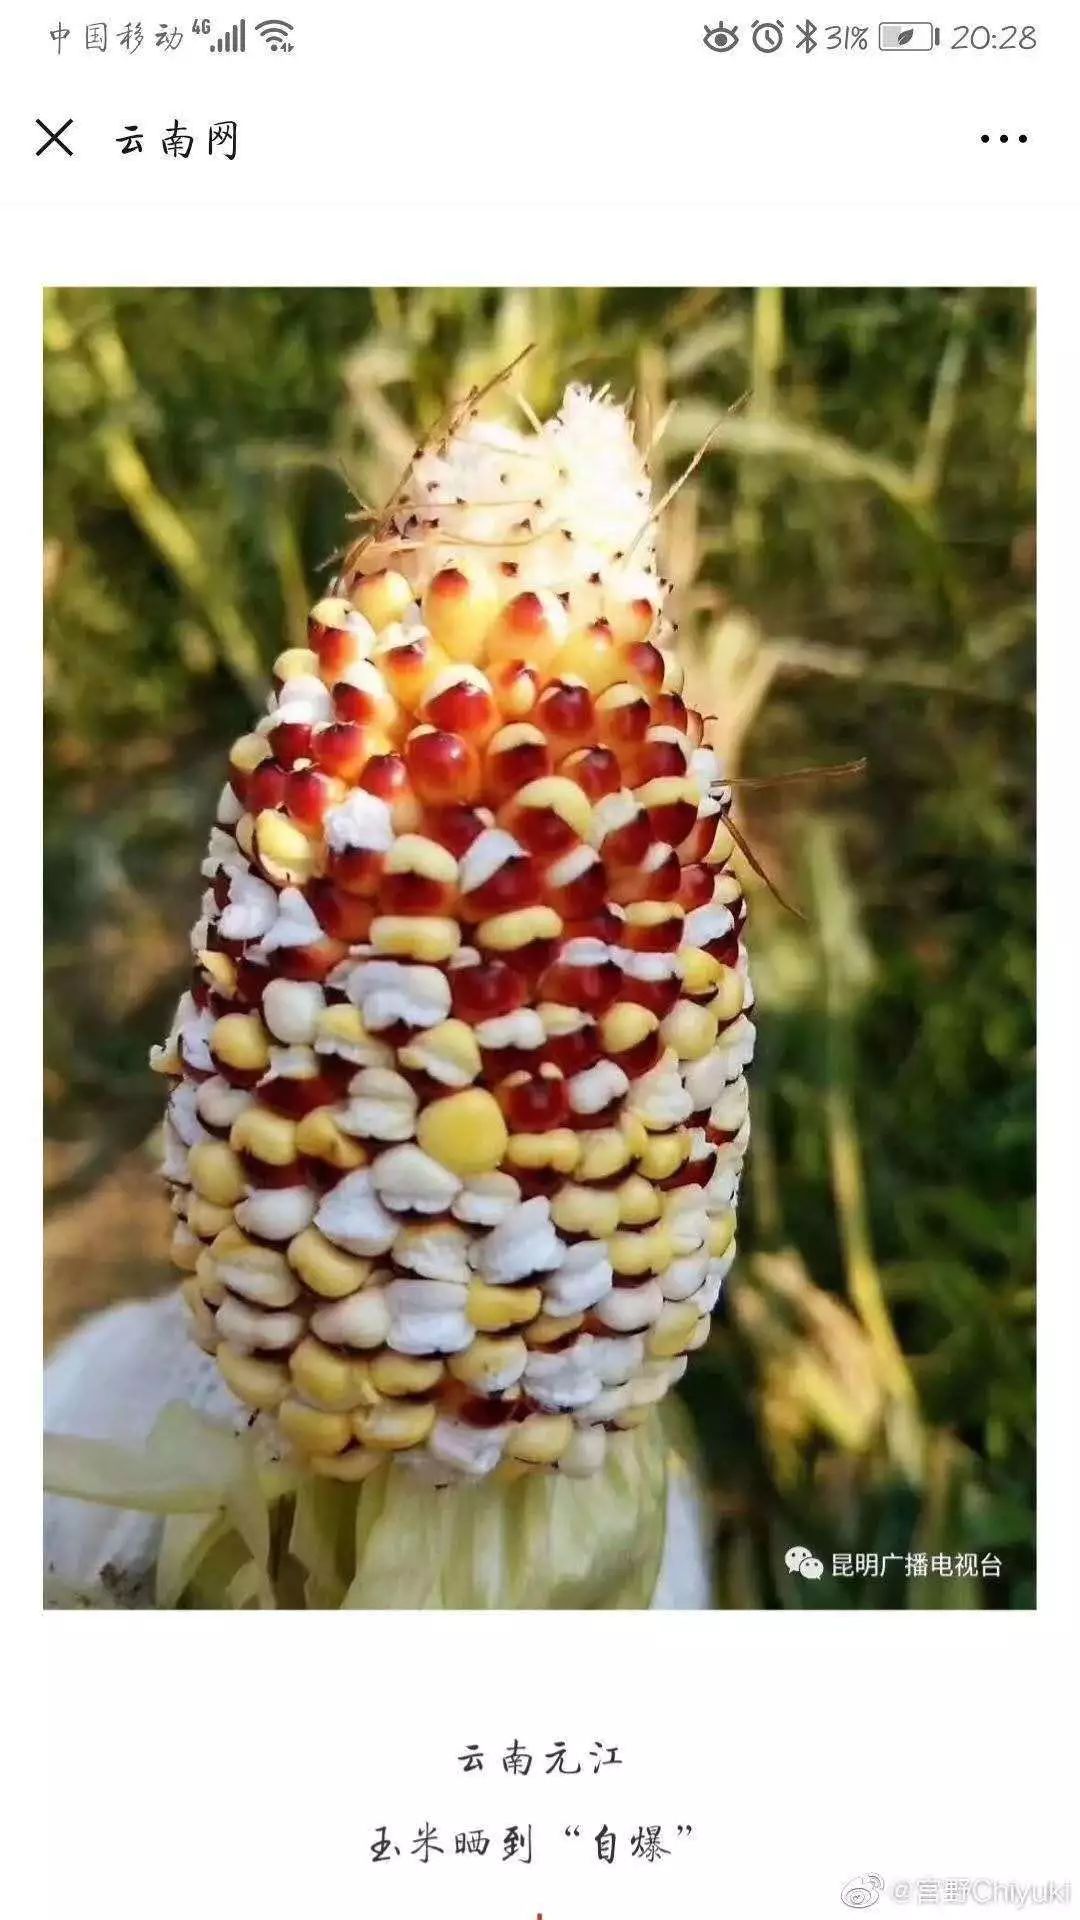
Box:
[187,1140,247,1208]
[294,1106,368,1170]
[211,1012,270,1075]
[493,1457,536,1483]
[613,1404,653,1430]
[229,731,272,776]
[708,1211,736,1259]
[398,1020,481,1088]
[645,1300,700,1360]
[576,1125,637,1183]
[351,568,414,632]
[352,1400,436,1452]
[217,1342,290,1410]
[185,1194,234,1241]
[704,819,737,867]
[235,813,256,858]
[710,967,746,1024]
[467,1281,543,1332]
[448,1334,527,1388]
[309,1447,382,1483]
[513,777,592,840]
[170,1223,201,1272]
[194,1248,225,1303]
[369,1352,445,1398]
[383,834,458,885]
[678,947,724,999]
[635,775,698,815]
[289,1337,378,1412]
[180,1278,218,1349]
[209,1226,299,1306]
[522,1312,584,1348]
[599,1001,658,1054]
[197,949,237,998]
[370,915,461,963]
[421,564,499,665]
[684,1314,711,1352]
[549,1183,621,1237]
[623,896,685,932]
[255,808,318,885]
[661,999,720,1061]
[416,1088,508,1177]
[477,905,563,952]
[150,1039,182,1076]
[288,1227,372,1300]
[229,1105,298,1167]
[615,1173,663,1226]
[504,1129,581,1175]
[505,1413,572,1465]
[609,1223,673,1277]
[273,645,321,682]
[637,1131,690,1181]
[278,1396,353,1456]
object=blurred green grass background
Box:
[43,287,1035,1608]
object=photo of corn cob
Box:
[153,380,752,1485]
[45,288,1034,1608]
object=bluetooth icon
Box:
[795,18,818,50]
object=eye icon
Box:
[703,21,740,51]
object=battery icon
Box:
[879,21,938,49]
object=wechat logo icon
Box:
[785,1543,825,1580]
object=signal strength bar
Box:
[211,20,247,52]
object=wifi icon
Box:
[255,18,295,51]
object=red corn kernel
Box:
[458,853,542,924]
[312,722,370,782]
[378,871,456,916]
[534,679,596,754]
[538,955,622,1015]
[543,846,607,920]
[450,958,527,1025]
[596,683,651,751]
[258,1071,335,1119]
[620,640,666,694]
[272,938,348,983]
[634,734,691,785]
[560,746,622,801]
[325,845,384,899]
[405,727,480,805]
[268,718,314,768]
[246,760,289,814]
[651,691,688,734]
[285,768,339,828]
[306,880,375,944]
[359,751,409,803]
[422,804,488,858]
[487,590,568,671]
[423,672,498,741]
[484,725,553,805]
[496,1068,570,1132]
[677,863,715,911]
[543,1022,600,1078]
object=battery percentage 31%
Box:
[794,22,871,51]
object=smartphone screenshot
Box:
[15,0,1073,1912]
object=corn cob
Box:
[152,384,754,1485]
